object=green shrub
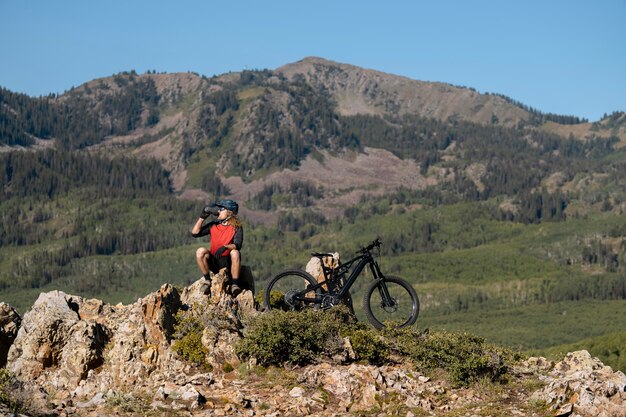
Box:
[235,306,519,386]
[0,368,25,413]
[172,312,209,367]
[236,307,355,366]
[254,290,265,307]
[172,306,239,369]
[345,327,390,365]
[386,329,519,386]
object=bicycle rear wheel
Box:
[263,270,320,311]
[364,276,419,329]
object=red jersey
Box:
[192,220,243,257]
[208,223,236,256]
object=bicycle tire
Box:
[263,270,320,311]
[363,276,419,329]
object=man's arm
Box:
[191,219,214,237]
[232,227,243,250]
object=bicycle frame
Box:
[299,249,386,304]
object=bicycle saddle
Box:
[311,252,334,259]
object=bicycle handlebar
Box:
[360,238,382,253]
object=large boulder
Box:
[6,291,105,385]
[180,268,257,317]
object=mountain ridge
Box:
[1,59,626,229]
[2,58,624,152]
[3,58,623,147]
[277,56,530,125]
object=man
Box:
[191,199,243,296]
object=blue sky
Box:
[1,0,624,121]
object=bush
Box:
[172,312,209,367]
[0,368,25,413]
[386,329,519,386]
[236,307,355,366]
[172,305,240,369]
[235,307,519,387]
[344,327,390,366]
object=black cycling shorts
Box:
[208,252,231,275]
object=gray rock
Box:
[7,291,85,381]
[76,392,105,408]
[289,386,306,397]
[179,384,204,402]
[532,350,626,417]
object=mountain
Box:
[279,57,626,140]
[1,58,626,365]
[2,57,625,221]
[279,57,531,124]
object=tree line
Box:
[1,148,170,199]
[340,113,616,200]
[0,149,173,249]
[486,92,589,125]
[0,191,198,291]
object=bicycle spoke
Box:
[364,277,419,329]
[264,270,320,311]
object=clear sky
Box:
[1,0,624,122]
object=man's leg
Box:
[195,247,212,278]
[230,249,241,280]
[230,249,242,295]
[196,248,214,295]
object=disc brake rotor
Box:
[382,298,398,313]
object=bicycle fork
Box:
[369,263,397,310]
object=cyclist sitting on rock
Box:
[191,199,244,296]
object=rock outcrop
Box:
[2,270,625,417]
[528,351,626,417]
[4,268,257,415]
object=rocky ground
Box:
[1,269,624,417]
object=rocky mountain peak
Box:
[277,56,530,126]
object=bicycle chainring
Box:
[321,294,340,309]
[283,289,299,307]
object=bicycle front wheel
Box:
[364,276,419,329]
[263,270,320,311]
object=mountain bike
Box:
[263,238,419,329]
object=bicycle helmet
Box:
[212,199,239,214]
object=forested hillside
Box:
[1,59,625,371]
[0,73,159,149]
